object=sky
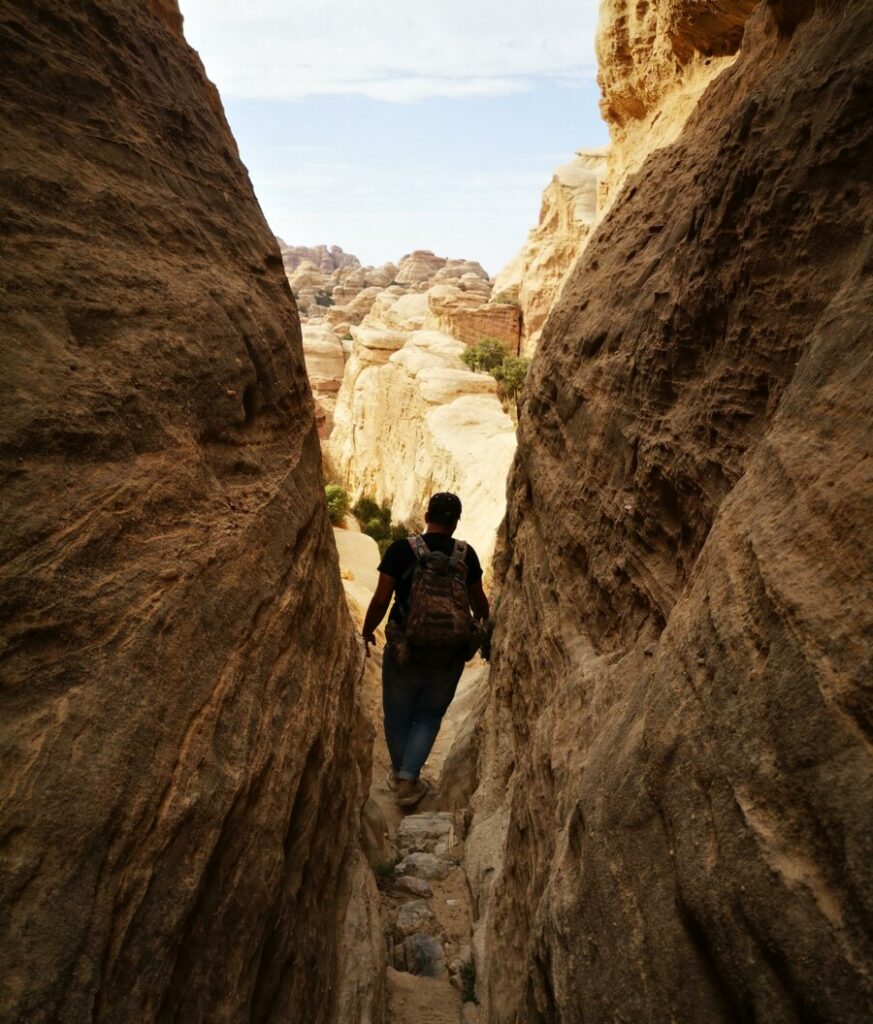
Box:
[179,1,607,276]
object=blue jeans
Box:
[382,647,465,781]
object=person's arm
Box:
[469,579,490,622]
[362,572,396,656]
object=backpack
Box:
[402,535,473,649]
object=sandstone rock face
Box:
[429,285,522,354]
[471,1,873,1021]
[0,3,376,1022]
[278,240,360,275]
[317,260,522,572]
[394,250,449,287]
[493,150,607,355]
[329,307,517,572]
[302,322,346,436]
[597,0,758,202]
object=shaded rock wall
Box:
[0,2,375,1022]
[471,0,873,1020]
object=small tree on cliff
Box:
[494,356,530,411]
[461,338,506,374]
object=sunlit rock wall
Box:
[494,149,607,355]
[329,317,516,573]
[597,0,758,204]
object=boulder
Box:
[396,813,454,855]
[394,876,435,899]
[395,853,453,882]
[395,900,437,939]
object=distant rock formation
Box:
[467,0,873,1021]
[494,149,607,355]
[287,245,522,548]
[277,240,361,274]
[302,322,347,436]
[0,3,379,1022]
[329,295,517,572]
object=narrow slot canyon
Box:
[1,1,871,1023]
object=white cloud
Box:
[180,0,600,101]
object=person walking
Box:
[362,492,489,807]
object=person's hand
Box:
[363,629,377,657]
[479,620,494,662]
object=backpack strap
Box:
[448,540,469,579]
[448,540,467,567]
[402,535,428,581]
[408,534,429,562]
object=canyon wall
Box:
[494,150,607,355]
[329,309,516,572]
[321,258,518,571]
[597,0,758,204]
[0,3,378,1022]
[470,0,873,1020]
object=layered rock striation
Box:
[598,0,758,203]
[470,0,873,1020]
[0,3,376,1022]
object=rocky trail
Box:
[360,644,482,1022]
[335,522,484,1021]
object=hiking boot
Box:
[385,768,399,792]
[396,777,428,808]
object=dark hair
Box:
[426,491,462,526]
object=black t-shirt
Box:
[378,533,483,623]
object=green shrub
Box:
[352,496,383,524]
[364,516,389,540]
[314,290,334,307]
[494,356,530,406]
[324,484,350,525]
[374,857,399,891]
[461,339,530,416]
[353,495,411,555]
[461,338,507,374]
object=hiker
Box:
[362,492,489,808]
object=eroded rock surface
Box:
[329,314,516,571]
[598,0,757,202]
[494,150,607,355]
[472,1,873,1021]
[302,322,346,436]
[0,3,375,1022]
